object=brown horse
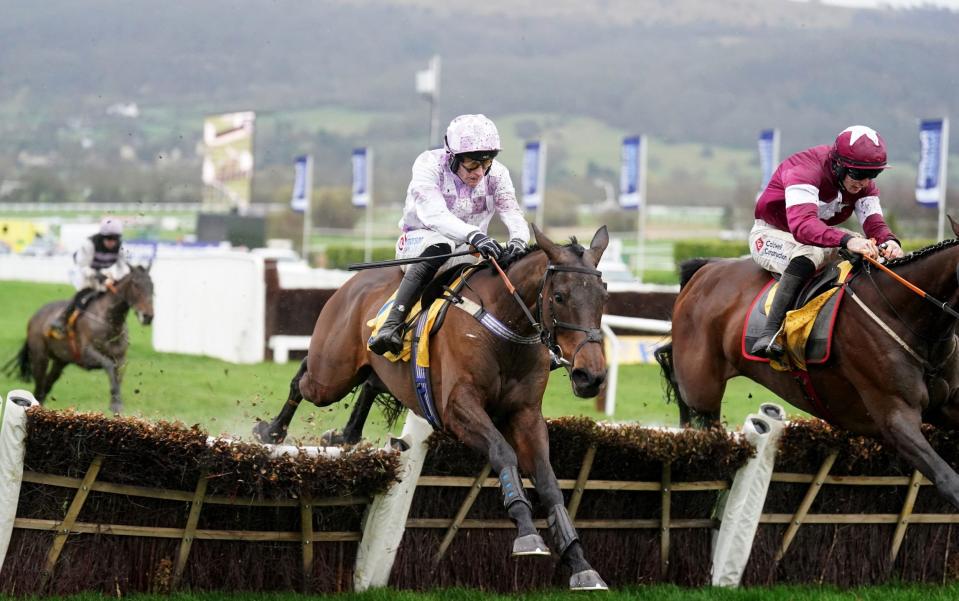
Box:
[657,217,959,510]
[254,225,610,590]
[4,266,154,414]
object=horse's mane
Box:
[885,237,959,268]
[513,237,586,262]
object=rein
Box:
[846,254,959,372]
[490,257,604,369]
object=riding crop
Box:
[863,254,959,320]
[348,249,476,271]
[489,257,541,331]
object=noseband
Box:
[536,264,604,369]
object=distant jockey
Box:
[749,125,904,360]
[48,217,131,339]
[368,114,530,356]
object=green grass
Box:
[0,281,789,445]
[26,584,959,601]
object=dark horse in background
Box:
[657,216,959,511]
[4,265,154,414]
[255,225,610,590]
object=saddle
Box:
[743,260,858,371]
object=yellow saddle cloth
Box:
[367,292,448,367]
[767,260,854,372]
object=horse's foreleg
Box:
[882,404,959,508]
[444,392,541,551]
[254,358,307,444]
[82,347,122,414]
[508,409,607,590]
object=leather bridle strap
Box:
[538,264,604,367]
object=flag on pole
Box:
[291,155,311,213]
[619,136,645,209]
[522,141,546,211]
[916,118,949,206]
[758,129,780,192]
[352,148,372,207]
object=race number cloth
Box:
[743,260,855,371]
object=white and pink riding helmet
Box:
[99,217,124,237]
[444,114,501,174]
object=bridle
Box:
[531,264,603,369]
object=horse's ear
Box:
[584,226,609,267]
[532,223,563,263]
[949,215,959,238]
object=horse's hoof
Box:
[319,429,347,446]
[511,533,550,557]
[253,421,284,444]
[570,569,608,591]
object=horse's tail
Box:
[654,342,679,406]
[3,341,32,383]
[679,258,713,289]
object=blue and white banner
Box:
[352,147,372,207]
[916,118,949,206]
[758,129,780,192]
[522,141,546,210]
[619,135,645,209]
[291,155,311,213]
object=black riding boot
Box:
[751,272,806,359]
[368,254,444,356]
[48,289,88,339]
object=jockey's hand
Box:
[467,231,503,261]
[95,272,108,283]
[879,239,904,260]
[503,238,529,261]
[845,236,879,260]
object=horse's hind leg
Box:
[254,358,307,444]
[656,342,722,428]
[507,407,607,590]
[41,360,67,403]
[29,349,50,404]
[320,379,379,445]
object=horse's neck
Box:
[488,253,549,332]
[890,248,959,334]
[93,291,130,329]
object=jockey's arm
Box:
[408,155,476,242]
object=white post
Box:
[364,149,375,263]
[353,412,433,591]
[937,118,950,242]
[600,321,619,417]
[0,390,40,571]
[301,155,314,262]
[711,403,786,587]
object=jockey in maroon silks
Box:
[749,125,904,360]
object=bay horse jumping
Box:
[658,216,959,510]
[254,225,610,590]
[4,266,154,414]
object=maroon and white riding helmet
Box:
[833,125,888,169]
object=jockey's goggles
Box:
[461,157,494,173]
[845,167,883,181]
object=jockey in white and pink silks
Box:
[749,125,904,359]
[368,114,530,356]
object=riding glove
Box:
[504,238,528,260]
[467,231,503,261]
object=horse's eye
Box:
[553,293,565,304]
